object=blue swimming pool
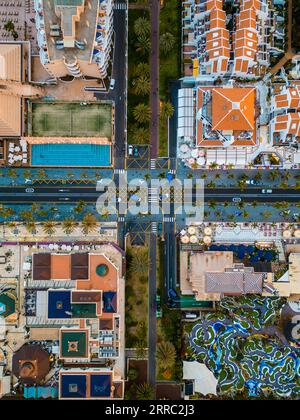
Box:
[31,144,111,167]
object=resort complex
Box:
[0,0,299,405]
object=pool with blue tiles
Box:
[31,143,111,167]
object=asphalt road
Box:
[95,0,127,169]
[2,186,300,203]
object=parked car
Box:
[109,78,115,90]
[128,145,133,156]
[184,312,198,319]
[232,197,241,203]
[133,147,139,158]
[262,189,273,194]
[25,188,35,193]
[168,289,177,299]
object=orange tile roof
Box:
[212,87,255,131]
[51,254,71,280]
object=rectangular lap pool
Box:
[31,144,111,167]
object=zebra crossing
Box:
[168,169,176,174]
[163,216,175,223]
[151,222,158,234]
[149,187,159,203]
[150,159,156,170]
[118,216,125,222]
[114,2,127,10]
[115,169,126,174]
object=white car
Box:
[25,188,35,193]
[232,197,241,203]
[128,145,133,156]
[262,189,272,194]
[109,78,115,90]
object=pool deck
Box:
[26,137,111,145]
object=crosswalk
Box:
[115,169,126,174]
[150,159,156,170]
[151,222,158,234]
[118,216,125,222]
[149,187,159,203]
[168,169,176,174]
[114,2,127,9]
[163,217,175,223]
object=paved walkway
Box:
[269,0,296,75]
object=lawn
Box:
[31,102,112,138]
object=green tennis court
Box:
[31,102,112,138]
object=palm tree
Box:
[268,169,279,182]
[208,200,216,209]
[238,180,246,191]
[134,17,150,38]
[251,201,258,208]
[23,169,32,179]
[133,104,151,124]
[135,34,151,55]
[4,20,14,33]
[207,181,216,188]
[20,210,33,221]
[254,172,263,182]
[25,221,36,234]
[37,169,47,180]
[82,213,98,235]
[160,101,174,120]
[128,247,149,279]
[62,218,78,235]
[133,62,150,78]
[160,32,175,55]
[261,210,272,219]
[132,74,150,96]
[156,341,176,369]
[209,162,218,170]
[74,200,86,214]
[8,168,17,179]
[42,221,56,236]
[136,383,154,400]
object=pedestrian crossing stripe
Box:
[114,3,127,10]
[118,217,125,222]
[151,222,158,233]
[163,217,175,222]
[115,169,126,174]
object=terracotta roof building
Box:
[180,250,270,301]
[195,86,257,147]
[182,0,270,78]
[271,85,300,144]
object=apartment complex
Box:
[270,85,300,145]
[23,246,125,399]
[34,0,114,79]
[182,0,270,78]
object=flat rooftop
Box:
[44,0,99,62]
